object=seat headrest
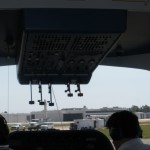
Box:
[9,130,114,150]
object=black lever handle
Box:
[48,83,54,106]
[29,81,35,104]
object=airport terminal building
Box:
[2,107,128,123]
[2,107,150,123]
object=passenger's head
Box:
[0,115,9,145]
[106,111,141,149]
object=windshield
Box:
[1,65,150,114]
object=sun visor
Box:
[17,8,127,84]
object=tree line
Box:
[129,105,150,112]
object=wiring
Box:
[7,45,10,123]
[7,65,9,122]
[51,86,64,130]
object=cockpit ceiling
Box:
[102,11,150,70]
[0,0,149,11]
[108,11,150,56]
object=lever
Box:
[29,81,35,104]
[47,83,54,106]
[38,81,45,105]
[75,83,83,97]
[65,82,73,97]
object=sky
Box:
[1,65,150,113]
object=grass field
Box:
[52,121,150,139]
[141,125,150,138]
[9,121,150,139]
[97,123,150,139]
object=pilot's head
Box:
[0,114,9,145]
[106,110,142,150]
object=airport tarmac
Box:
[142,139,150,145]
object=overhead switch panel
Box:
[17,9,127,84]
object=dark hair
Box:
[0,115,9,145]
[106,111,141,140]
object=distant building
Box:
[28,107,129,122]
[3,107,150,123]
[2,113,29,123]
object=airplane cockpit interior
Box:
[0,0,150,149]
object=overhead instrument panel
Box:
[17,9,127,85]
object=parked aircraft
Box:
[0,0,150,149]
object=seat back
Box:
[9,130,114,150]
